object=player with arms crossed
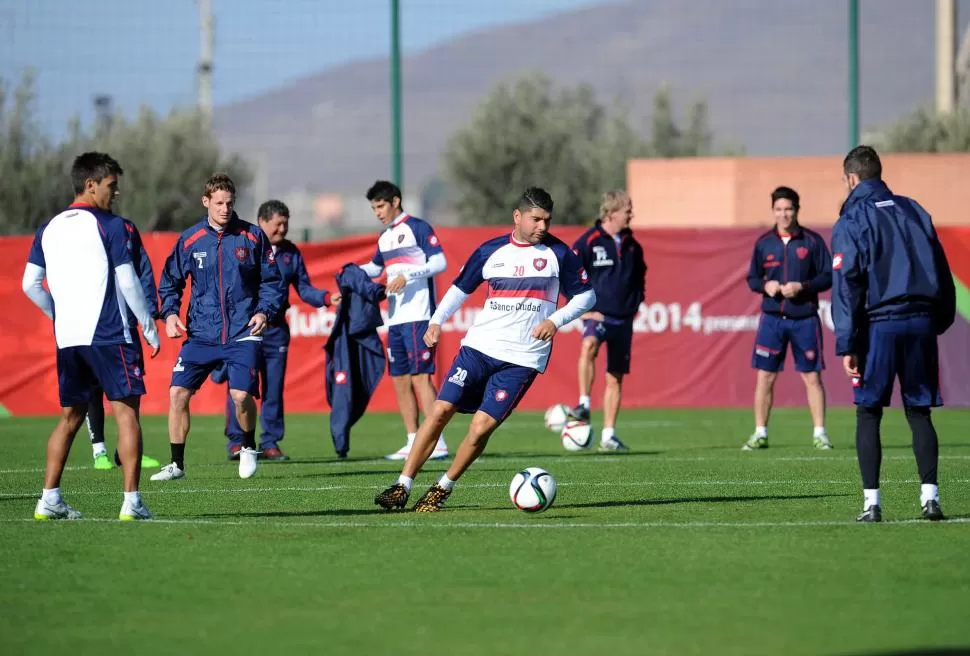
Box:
[153,174,283,482]
[570,190,646,451]
[832,146,955,522]
[743,186,833,451]
[24,152,160,521]
[374,187,595,512]
[219,200,339,461]
[361,180,449,461]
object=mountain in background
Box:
[214,0,970,208]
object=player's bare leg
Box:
[599,372,628,451]
[34,405,86,520]
[231,389,260,478]
[111,396,153,519]
[800,371,831,449]
[152,386,193,481]
[392,374,420,434]
[745,370,776,450]
[413,373,448,458]
[375,399,457,510]
[573,337,599,421]
[412,410,500,512]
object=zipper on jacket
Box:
[217,232,227,344]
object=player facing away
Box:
[743,186,833,451]
[152,174,284,482]
[219,200,340,461]
[570,190,646,451]
[832,146,955,523]
[360,180,449,461]
[85,215,162,471]
[374,187,595,512]
[23,152,160,521]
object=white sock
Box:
[601,427,615,442]
[92,443,107,458]
[438,474,456,491]
[754,426,768,438]
[813,426,826,438]
[406,433,416,447]
[579,395,590,410]
[864,488,880,509]
[397,475,413,492]
[41,487,61,504]
[123,491,141,506]
[921,484,939,505]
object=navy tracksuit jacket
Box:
[222,240,332,450]
[325,264,387,457]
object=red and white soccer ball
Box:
[561,419,594,451]
[544,403,570,432]
[509,467,557,513]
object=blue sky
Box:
[0,0,601,137]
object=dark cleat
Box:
[261,447,290,461]
[856,505,882,523]
[921,500,945,521]
[375,484,410,511]
[413,484,452,513]
[569,405,591,422]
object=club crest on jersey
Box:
[335,371,348,384]
[796,246,809,260]
[235,247,249,262]
[495,389,508,402]
[766,254,775,261]
[579,267,589,284]
[282,254,292,266]
[398,233,405,244]
[533,258,547,271]
[429,235,439,246]
[833,253,843,269]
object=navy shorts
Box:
[752,313,824,373]
[56,343,146,407]
[582,316,634,374]
[438,347,538,422]
[171,339,260,395]
[854,315,942,408]
[387,321,435,377]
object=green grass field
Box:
[1,407,969,656]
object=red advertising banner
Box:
[2,226,968,416]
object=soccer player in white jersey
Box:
[374,187,595,512]
[361,180,449,461]
[23,152,160,521]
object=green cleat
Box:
[140,454,161,468]
[742,435,768,451]
[93,454,114,470]
[813,435,833,450]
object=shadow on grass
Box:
[557,492,849,510]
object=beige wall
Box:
[628,153,970,229]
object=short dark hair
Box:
[843,145,882,181]
[204,173,236,198]
[515,186,554,214]
[366,180,402,204]
[770,186,800,211]
[257,199,290,222]
[71,152,123,195]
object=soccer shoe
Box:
[93,454,114,470]
[384,444,411,461]
[429,437,449,460]
[119,499,153,521]
[238,447,259,479]
[413,484,452,513]
[570,405,591,422]
[742,434,768,451]
[374,483,410,510]
[260,447,290,461]
[856,505,882,522]
[598,436,629,452]
[112,450,161,468]
[33,497,82,521]
[813,435,833,450]
[921,500,945,521]
[228,444,242,461]
[150,463,185,481]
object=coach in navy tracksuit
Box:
[744,186,833,452]
[570,190,646,452]
[153,174,284,482]
[832,146,955,523]
[221,200,338,461]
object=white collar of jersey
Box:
[392,212,410,226]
